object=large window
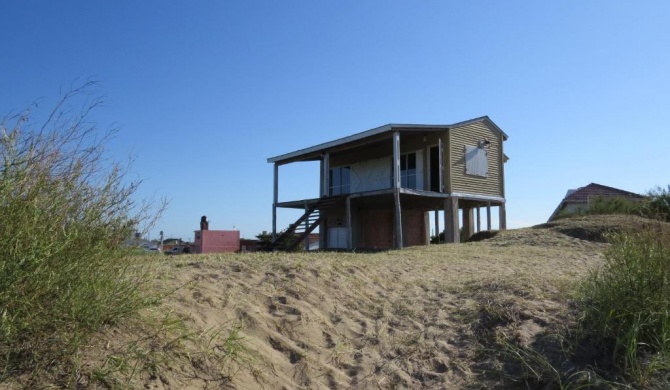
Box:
[400,153,417,189]
[329,166,351,195]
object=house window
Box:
[330,166,350,195]
[400,153,417,189]
[465,146,488,177]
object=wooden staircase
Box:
[271,197,341,251]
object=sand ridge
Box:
[125,230,605,389]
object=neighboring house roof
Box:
[267,116,508,165]
[548,183,645,221]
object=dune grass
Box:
[579,226,670,386]
[0,83,162,385]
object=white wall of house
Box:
[348,149,424,192]
[350,156,392,192]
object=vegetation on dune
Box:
[0,82,162,384]
[555,186,670,223]
[579,226,670,386]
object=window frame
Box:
[329,166,351,195]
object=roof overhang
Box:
[267,116,508,165]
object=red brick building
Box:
[193,230,240,254]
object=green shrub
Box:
[0,82,161,380]
[579,227,670,382]
[588,196,644,216]
[554,196,644,220]
[643,185,670,222]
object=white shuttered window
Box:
[464,146,488,177]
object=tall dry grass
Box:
[580,226,670,385]
[0,82,161,383]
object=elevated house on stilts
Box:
[267,116,509,251]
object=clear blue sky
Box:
[2,2,669,240]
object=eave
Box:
[267,116,508,165]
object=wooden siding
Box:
[449,122,503,197]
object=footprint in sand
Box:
[268,337,303,364]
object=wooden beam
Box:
[393,132,403,248]
[486,202,492,231]
[463,207,474,241]
[322,152,330,196]
[320,153,330,249]
[438,137,444,192]
[434,210,440,243]
[272,163,278,242]
[443,197,459,243]
[499,203,507,230]
[304,202,310,251]
[424,211,430,245]
[393,132,401,190]
[346,196,352,249]
[443,132,452,193]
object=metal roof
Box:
[267,116,508,164]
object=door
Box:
[328,227,348,249]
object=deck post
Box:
[346,196,352,249]
[304,201,310,251]
[320,153,330,249]
[486,202,492,231]
[322,152,330,196]
[476,207,481,232]
[272,163,278,242]
[434,210,440,243]
[463,207,474,241]
[438,138,444,192]
[443,197,459,243]
[499,203,507,230]
[393,131,403,249]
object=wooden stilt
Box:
[499,203,507,230]
[463,207,474,241]
[346,196,352,249]
[392,132,403,249]
[486,202,492,231]
[434,210,440,243]
[272,163,278,242]
[443,197,459,243]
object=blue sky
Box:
[2,2,669,240]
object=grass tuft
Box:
[579,226,670,384]
[0,82,163,384]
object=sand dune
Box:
[97,225,607,389]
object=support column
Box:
[463,207,474,241]
[499,203,507,230]
[476,207,481,232]
[272,163,278,242]
[443,197,459,243]
[434,210,440,243]
[393,132,403,249]
[304,202,310,251]
[424,211,431,245]
[346,196,352,250]
[486,202,492,231]
[320,153,330,249]
[322,152,330,196]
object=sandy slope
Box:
[105,226,605,390]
